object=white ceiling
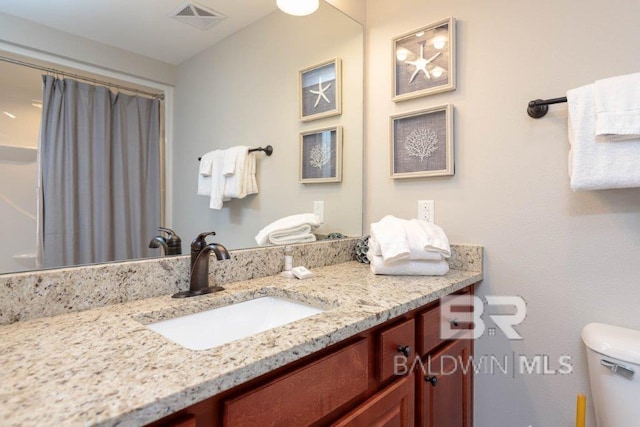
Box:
[0,0,278,65]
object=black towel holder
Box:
[527,97,568,118]
[198,145,273,161]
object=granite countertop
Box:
[0,260,482,427]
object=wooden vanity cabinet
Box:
[149,285,474,427]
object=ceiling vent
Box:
[171,1,226,31]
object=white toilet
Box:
[582,322,640,427]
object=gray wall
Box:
[172,3,363,249]
[365,0,640,425]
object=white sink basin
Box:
[146,296,325,350]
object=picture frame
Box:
[299,58,342,122]
[392,17,456,102]
[299,126,343,183]
[390,104,453,179]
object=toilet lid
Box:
[582,322,640,365]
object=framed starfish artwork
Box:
[299,126,343,183]
[392,17,456,102]
[390,104,453,178]
[299,58,342,122]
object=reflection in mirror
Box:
[0,1,363,275]
[173,1,363,250]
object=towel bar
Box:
[527,97,567,118]
[198,145,273,161]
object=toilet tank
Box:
[582,323,640,427]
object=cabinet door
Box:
[224,339,369,426]
[333,372,415,427]
[418,339,472,427]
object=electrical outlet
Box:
[418,200,435,223]
[314,201,324,223]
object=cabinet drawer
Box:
[223,339,369,426]
[419,288,473,356]
[377,319,415,382]
[418,306,443,356]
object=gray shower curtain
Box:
[39,76,161,268]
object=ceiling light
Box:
[3,111,16,119]
[276,0,319,16]
[32,100,43,109]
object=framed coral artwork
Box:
[299,126,343,183]
[390,104,453,178]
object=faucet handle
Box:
[191,231,216,252]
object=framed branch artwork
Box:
[390,104,453,179]
[299,126,343,183]
[392,17,456,102]
[299,58,342,122]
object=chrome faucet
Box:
[172,232,230,298]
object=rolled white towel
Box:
[369,255,449,276]
[255,213,320,246]
[370,215,410,263]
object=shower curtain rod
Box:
[0,55,165,100]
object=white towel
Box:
[268,228,317,245]
[369,215,410,263]
[246,153,258,196]
[223,146,249,199]
[594,72,640,140]
[368,236,444,261]
[207,150,228,210]
[370,255,449,276]
[197,150,216,196]
[567,84,640,191]
[410,219,451,258]
[255,213,320,246]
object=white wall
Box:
[173,2,363,249]
[326,0,367,25]
[365,0,640,425]
[0,13,176,85]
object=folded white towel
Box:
[594,72,640,140]
[567,84,640,191]
[223,146,249,199]
[370,215,410,263]
[268,227,317,245]
[208,150,228,210]
[410,219,451,258]
[369,216,451,263]
[246,152,258,196]
[370,255,449,276]
[368,236,444,261]
[197,150,216,196]
[255,213,321,246]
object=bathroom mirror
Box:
[0,1,363,274]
